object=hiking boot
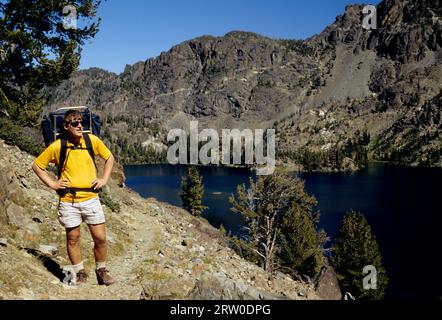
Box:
[96,267,115,286]
[76,269,88,284]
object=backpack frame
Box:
[41,106,101,179]
[42,106,101,147]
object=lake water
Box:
[124,164,442,300]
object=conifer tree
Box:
[279,201,324,278]
[180,166,207,216]
[0,0,101,125]
[331,210,388,300]
[230,171,323,275]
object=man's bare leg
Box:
[66,226,82,265]
[88,223,114,285]
[88,223,107,263]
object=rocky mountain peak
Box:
[308,4,368,49]
[43,0,442,170]
[341,4,367,25]
[375,0,442,62]
[224,30,270,40]
[378,0,442,26]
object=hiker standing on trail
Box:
[32,109,115,286]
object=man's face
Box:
[64,116,83,139]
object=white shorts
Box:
[58,197,105,229]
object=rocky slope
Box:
[44,0,441,169]
[0,139,341,300]
[275,0,441,169]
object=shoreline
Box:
[123,160,442,173]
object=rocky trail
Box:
[0,139,342,300]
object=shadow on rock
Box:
[24,248,65,282]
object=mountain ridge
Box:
[44,0,442,169]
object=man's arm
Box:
[91,154,115,190]
[32,162,69,191]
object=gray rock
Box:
[314,266,342,300]
[244,286,289,300]
[20,178,31,189]
[37,245,58,256]
[25,222,41,235]
[0,238,7,246]
[147,203,160,212]
[188,272,289,300]
[106,231,116,243]
[5,201,26,228]
[214,271,227,280]
[191,258,203,265]
[233,280,248,294]
[188,272,243,300]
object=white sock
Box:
[72,261,84,273]
[96,261,106,270]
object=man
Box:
[32,109,115,286]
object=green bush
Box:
[0,118,43,155]
[99,189,121,213]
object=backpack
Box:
[41,106,102,179]
[42,106,101,147]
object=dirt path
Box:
[52,201,163,299]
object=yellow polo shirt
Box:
[35,134,112,203]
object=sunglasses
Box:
[66,120,83,127]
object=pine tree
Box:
[279,201,323,278]
[180,166,207,216]
[331,210,388,300]
[0,0,101,126]
[229,170,323,275]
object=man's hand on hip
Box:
[92,178,107,190]
[51,179,69,191]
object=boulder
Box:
[37,245,58,256]
[187,272,244,300]
[5,201,27,229]
[0,238,7,246]
[342,157,358,172]
[314,266,342,300]
[187,272,288,300]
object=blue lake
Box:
[124,163,442,300]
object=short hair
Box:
[63,110,83,123]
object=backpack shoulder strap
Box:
[83,134,97,169]
[57,135,97,179]
[58,139,68,179]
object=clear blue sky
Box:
[80,0,381,74]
